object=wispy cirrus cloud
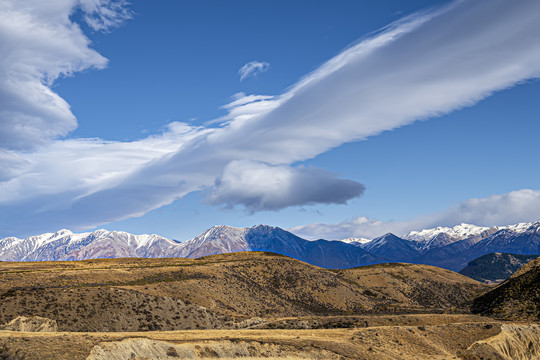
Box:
[78,0,132,32]
[238,61,270,81]
[290,189,540,240]
[2,0,540,237]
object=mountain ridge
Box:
[0,225,384,269]
[1,220,539,271]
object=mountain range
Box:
[0,225,379,269]
[353,221,540,270]
[1,221,539,271]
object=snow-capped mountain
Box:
[172,224,382,268]
[1,220,539,271]
[340,221,540,270]
[416,221,540,270]
[361,233,420,262]
[467,221,540,258]
[338,237,372,245]
[0,225,383,268]
[0,229,181,261]
[404,223,490,243]
[403,223,494,251]
[403,222,537,252]
[171,225,251,258]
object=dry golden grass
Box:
[2,253,537,359]
[0,252,490,332]
[0,318,515,360]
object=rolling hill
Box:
[0,252,487,332]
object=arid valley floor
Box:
[1,252,539,359]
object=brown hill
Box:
[472,257,540,320]
[0,252,488,332]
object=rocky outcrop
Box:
[463,324,540,360]
[0,316,57,332]
[86,338,340,360]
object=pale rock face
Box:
[0,316,57,332]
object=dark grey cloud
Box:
[204,160,365,211]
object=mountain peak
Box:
[379,232,399,238]
[251,224,278,230]
[403,223,489,244]
[211,224,242,230]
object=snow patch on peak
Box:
[404,223,489,243]
[54,229,73,236]
[251,224,277,231]
[502,222,535,233]
[132,233,174,249]
[339,237,372,245]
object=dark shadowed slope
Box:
[459,252,539,283]
[472,257,540,320]
[361,233,421,262]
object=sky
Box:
[1,0,540,241]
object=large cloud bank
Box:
[2,0,540,236]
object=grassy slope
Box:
[0,252,488,331]
[472,257,540,320]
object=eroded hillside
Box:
[2,322,540,360]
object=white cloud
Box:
[438,189,540,227]
[78,0,132,32]
[0,0,130,151]
[2,0,540,236]
[0,121,210,204]
[205,160,365,211]
[0,121,212,235]
[238,61,270,81]
[290,189,540,240]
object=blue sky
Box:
[1,0,540,241]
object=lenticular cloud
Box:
[2,0,540,237]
